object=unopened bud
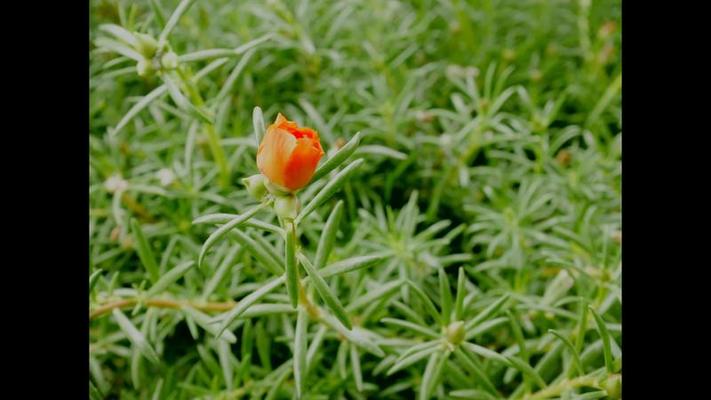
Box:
[134,33,159,58]
[445,321,465,345]
[136,58,154,78]
[242,174,268,200]
[161,51,178,70]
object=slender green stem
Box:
[176,67,230,188]
[204,123,231,188]
[285,221,299,308]
[90,297,236,320]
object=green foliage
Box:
[90,0,621,398]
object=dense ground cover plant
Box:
[89,0,621,398]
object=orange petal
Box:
[283,137,324,190]
[257,113,324,192]
[274,112,288,126]
[256,125,296,188]
[275,113,319,140]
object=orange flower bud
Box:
[257,113,325,192]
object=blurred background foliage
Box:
[90,0,621,398]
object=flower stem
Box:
[284,220,299,308]
[90,297,235,320]
[177,67,230,188]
